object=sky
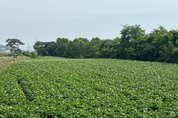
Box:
[0,0,178,50]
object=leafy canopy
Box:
[6,38,25,53]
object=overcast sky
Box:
[0,0,178,50]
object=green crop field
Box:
[0,56,178,117]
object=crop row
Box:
[0,57,178,117]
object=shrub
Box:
[30,52,37,58]
[22,52,37,58]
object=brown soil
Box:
[17,83,26,97]
[20,88,26,97]
[9,60,15,64]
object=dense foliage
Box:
[0,57,178,117]
[22,52,37,59]
[33,25,178,63]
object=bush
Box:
[30,52,37,58]
[22,52,37,58]
[22,52,31,57]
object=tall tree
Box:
[55,38,69,57]
[119,24,145,59]
[33,41,48,56]
[88,37,102,58]
[70,37,89,58]
[6,38,25,53]
[111,37,121,58]
[169,29,178,46]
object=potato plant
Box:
[0,57,178,117]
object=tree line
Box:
[33,24,178,63]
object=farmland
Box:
[0,56,178,117]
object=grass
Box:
[0,56,31,71]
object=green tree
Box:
[152,26,168,36]
[89,45,100,58]
[6,38,25,53]
[144,26,177,62]
[87,37,102,58]
[170,30,178,46]
[30,52,37,58]
[119,24,145,59]
[172,48,178,62]
[70,37,89,58]
[101,46,111,58]
[90,37,102,46]
[55,38,69,57]
[111,37,121,58]
[141,43,156,61]
[33,41,48,55]
[82,42,91,58]
[46,42,57,56]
